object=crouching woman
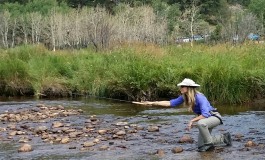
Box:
[133,78,232,152]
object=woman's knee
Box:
[197,120,207,128]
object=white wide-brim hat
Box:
[177,78,200,87]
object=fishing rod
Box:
[37,92,134,103]
[82,95,132,103]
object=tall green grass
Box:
[0,44,265,104]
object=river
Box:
[0,97,264,160]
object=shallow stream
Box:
[0,97,264,160]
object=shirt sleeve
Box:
[197,95,212,118]
[170,96,184,107]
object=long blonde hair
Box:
[183,87,200,112]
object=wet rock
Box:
[98,145,109,151]
[61,137,70,144]
[127,129,137,134]
[20,125,30,130]
[69,146,77,149]
[130,124,137,128]
[98,129,107,135]
[0,127,6,132]
[257,144,265,149]
[21,115,29,120]
[31,108,41,112]
[115,130,126,136]
[155,138,167,143]
[62,111,79,116]
[56,105,65,110]
[234,133,244,141]
[86,124,94,128]
[54,137,62,142]
[7,124,17,130]
[116,145,127,149]
[214,147,225,153]
[85,119,92,123]
[69,131,83,138]
[116,122,128,126]
[239,147,251,151]
[36,104,46,108]
[245,141,257,147]
[171,146,183,153]
[90,115,98,122]
[142,115,148,118]
[63,128,76,133]
[148,126,159,132]
[15,115,22,122]
[34,126,48,134]
[235,133,244,139]
[41,134,49,139]
[93,138,100,143]
[136,126,144,130]
[18,144,33,152]
[16,131,24,135]
[83,141,95,147]
[52,122,64,128]
[18,136,30,143]
[249,129,259,134]
[9,131,17,136]
[178,135,194,143]
[156,149,165,156]
[65,123,71,127]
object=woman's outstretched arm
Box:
[132,101,171,107]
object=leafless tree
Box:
[0,6,170,49]
[180,0,201,47]
[49,8,57,51]
[86,7,114,51]
[0,11,11,48]
[18,15,30,45]
[219,6,261,44]
[10,18,17,48]
[30,12,42,44]
[113,5,167,45]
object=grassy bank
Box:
[0,44,265,104]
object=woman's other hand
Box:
[188,121,193,131]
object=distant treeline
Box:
[0,0,264,50]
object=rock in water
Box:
[18,144,33,152]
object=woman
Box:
[133,78,232,152]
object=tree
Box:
[18,15,30,45]
[180,0,201,47]
[218,6,261,44]
[249,0,265,35]
[0,0,29,4]
[200,0,229,25]
[227,0,251,6]
[210,24,222,43]
[0,11,11,48]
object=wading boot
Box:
[224,132,232,146]
[197,143,214,152]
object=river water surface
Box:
[0,97,265,160]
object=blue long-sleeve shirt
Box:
[170,93,215,118]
